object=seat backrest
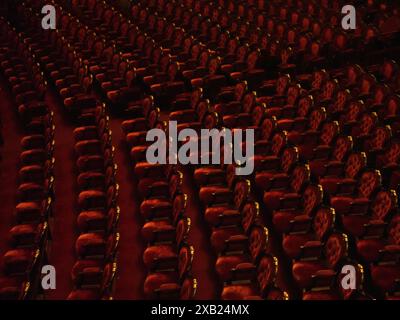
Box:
[385,94,400,118]
[388,215,400,245]
[353,111,377,137]
[308,107,326,131]
[286,84,301,106]
[371,190,398,220]
[179,277,197,300]
[302,184,323,217]
[271,131,287,156]
[178,244,194,280]
[258,254,278,294]
[313,207,336,241]
[312,69,329,92]
[251,104,266,127]
[320,121,339,146]
[281,146,299,174]
[342,100,365,124]
[242,201,260,234]
[249,225,269,262]
[381,60,399,82]
[233,179,251,210]
[344,152,366,179]
[324,233,348,269]
[358,170,382,198]
[331,89,351,115]
[172,193,188,225]
[275,74,291,96]
[190,87,203,109]
[176,217,191,247]
[369,125,392,151]
[169,171,183,198]
[290,164,310,194]
[332,135,353,162]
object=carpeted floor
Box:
[45,90,76,299]
[181,166,220,299]
[110,118,147,300]
[0,81,239,299]
[0,80,24,262]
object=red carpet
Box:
[181,166,220,299]
[0,80,23,260]
[45,90,76,299]
[110,118,147,300]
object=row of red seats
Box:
[67,0,279,109]
[70,0,400,300]
[68,0,244,113]
[126,0,399,81]
[36,0,188,113]
[195,168,289,299]
[65,0,324,114]
[160,81,354,299]
[147,0,400,297]
[214,63,400,298]
[12,0,400,298]
[72,0,400,298]
[13,0,184,299]
[228,66,400,297]
[0,17,54,300]
[11,3,122,299]
[68,104,120,300]
[18,0,396,116]
[17,5,101,118]
[121,99,197,299]
[268,66,400,189]
[35,9,199,292]
[69,0,194,110]
[149,78,291,298]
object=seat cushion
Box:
[272,210,302,234]
[292,261,324,288]
[371,264,400,292]
[221,284,257,300]
[15,202,42,219]
[341,215,370,238]
[193,167,225,186]
[140,199,172,220]
[144,272,178,298]
[77,211,107,232]
[356,239,384,262]
[199,186,231,206]
[0,277,24,300]
[215,255,249,282]
[3,249,35,275]
[8,224,41,247]
[319,178,354,195]
[141,220,174,243]
[331,197,369,216]
[263,191,286,212]
[75,233,106,258]
[71,259,104,285]
[78,190,106,210]
[283,234,314,259]
[256,172,289,191]
[204,205,231,225]
[143,245,177,269]
[211,227,242,253]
